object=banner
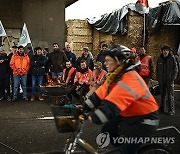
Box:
[0,20,7,36]
[18,23,31,47]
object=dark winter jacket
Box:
[96,51,106,70]
[0,53,10,75]
[65,51,77,67]
[76,54,94,70]
[30,55,47,76]
[48,49,68,73]
[156,53,178,85]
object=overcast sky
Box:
[65,0,167,21]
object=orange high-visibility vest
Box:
[92,69,107,83]
[139,56,151,76]
[95,70,158,117]
[63,67,75,84]
[74,69,92,85]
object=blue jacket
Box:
[65,51,76,67]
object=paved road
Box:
[0,91,180,154]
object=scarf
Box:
[106,63,126,94]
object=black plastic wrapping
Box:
[87,4,137,35]
[88,8,128,35]
[147,1,180,32]
[88,2,180,35]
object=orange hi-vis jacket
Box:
[63,67,76,84]
[95,70,158,117]
[74,69,92,85]
[139,56,151,76]
[92,69,107,83]
[10,53,30,76]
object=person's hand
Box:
[75,85,81,91]
[0,60,4,63]
[76,104,83,110]
[88,116,93,123]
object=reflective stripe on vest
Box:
[139,56,151,76]
[128,71,151,100]
[101,70,158,117]
[94,109,108,123]
[85,99,95,109]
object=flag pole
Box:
[143,13,146,46]
[30,42,35,54]
[0,20,11,49]
[5,34,11,48]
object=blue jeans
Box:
[31,75,43,96]
[13,74,27,98]
[51,72,62,77]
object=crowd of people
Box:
[0,42,179,154]
[0,43,179,116]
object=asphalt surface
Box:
[0,89,180,154]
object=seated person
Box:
[67,60,92,103]
[86,61,107,98]
[62,61,76,87]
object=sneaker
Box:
[30,96,35,101]
[6,96,11,102]
[23,97,29,101]
[12,96,17,102]
[169,111,175,116]
[0,96,4,101]
[39,96,44,101]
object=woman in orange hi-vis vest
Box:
[81,45,159,154]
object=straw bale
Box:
[72,42,86,51]
[67,35,93,43]
[72,42,93,51]
[112,35,129,46]
[66,19,90,28]
[74,50,83,57]
[99,32,113,43]
[91,29,100,57]
[129,17,143,25]
[128,11,143,25]
[67,27,92,36]
[148,25,179,56]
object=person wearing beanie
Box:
[156,44,178,115]
[30,47,47,101]
[76,47,94,71]
[10,45,30,102]
[0,46,11,101]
